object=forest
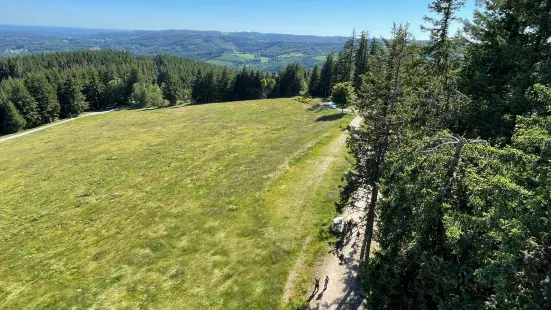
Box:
[0,50,314,135]
[0,26,346,71]
[330,0,550,308]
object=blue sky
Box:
[2,0,477,39]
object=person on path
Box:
[339,253,345,265]
[314,278,320,292]
[324,276,329,290]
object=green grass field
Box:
[0,99,352,309]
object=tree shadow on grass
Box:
[308,104,324,112]
[316,113,346,122]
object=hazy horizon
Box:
[2,0,476,40]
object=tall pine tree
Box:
[58,75,88,118]
[319,51,335,98]
[24,73,60,124]
[333,30,356,84]
[354,31,370,94]
[308,64,321,97]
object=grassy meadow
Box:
[0,99,352,309]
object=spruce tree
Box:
[349,23,413,261]
[0,95,26,134]
[58,75,88,118]
[161,72,182,105]
[217,67,233,102]
[83,68,105,110]
[333,30,356,84]
[275,63,305,97]
[354,31,370,95]
[24,73,60,124]
[319,51,335,98]
[0,78,41,128]
[123,67,141,105]
[308,64,321,97]
[422,0,466,130]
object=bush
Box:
[129,82,168,108]
[294,96,312,104]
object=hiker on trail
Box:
[314,278,320,292]
[339,253,345,265]
[324,276,329,290]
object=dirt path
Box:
[0,110,113,144]
[307,116,366,310]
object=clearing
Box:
[0,99,352,309]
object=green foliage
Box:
[0,28,346,72]
[0,78,40,127]
[192,70,217,104]
[330,82,356,112]
[294,96,312,104]
[308,64,321,97]
[129,82,168,108]
[24,73,59,123]
[344,2,551,309]
[161,72,183,105]
[0,96,26,134]
[319,51,335,98]
[82,68,105,110]
[333,30,356,84]
[459,0,551,141]
[354,31,370,94]
[273,63,305,98]
[104,77,125,107]
[58,75,88,118]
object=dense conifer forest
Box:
[0,50,312,135]
[327,0,550,308]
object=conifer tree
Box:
[308,64,321,97]
[319,51,335,98]
[274,63,305,97]
[58,75,88,118]
[83,68,104,110]
[349,23,413,261]
[330,82,356,112]
[161,72,182,105]
[422,0,466,129]
[354,31,370,94]
[217,67,233,102]
[123,67,141,105]
[0,78,40,128]
[24,73,60,124]
[104,77,125,107]
[333,30,356,84]
[0,95,26,134]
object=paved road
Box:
[0,110,113,144]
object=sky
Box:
[2,0,477,39]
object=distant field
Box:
[314,55,327,61]
[0,99,352,309]
[280,52,305,58]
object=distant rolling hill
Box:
[0,25,348,71]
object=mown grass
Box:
[0,99,352,309]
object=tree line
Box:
[331,0,551,308]
[0,50,316,135]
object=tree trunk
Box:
[360,183,378,262]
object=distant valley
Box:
[0,25,348,71]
